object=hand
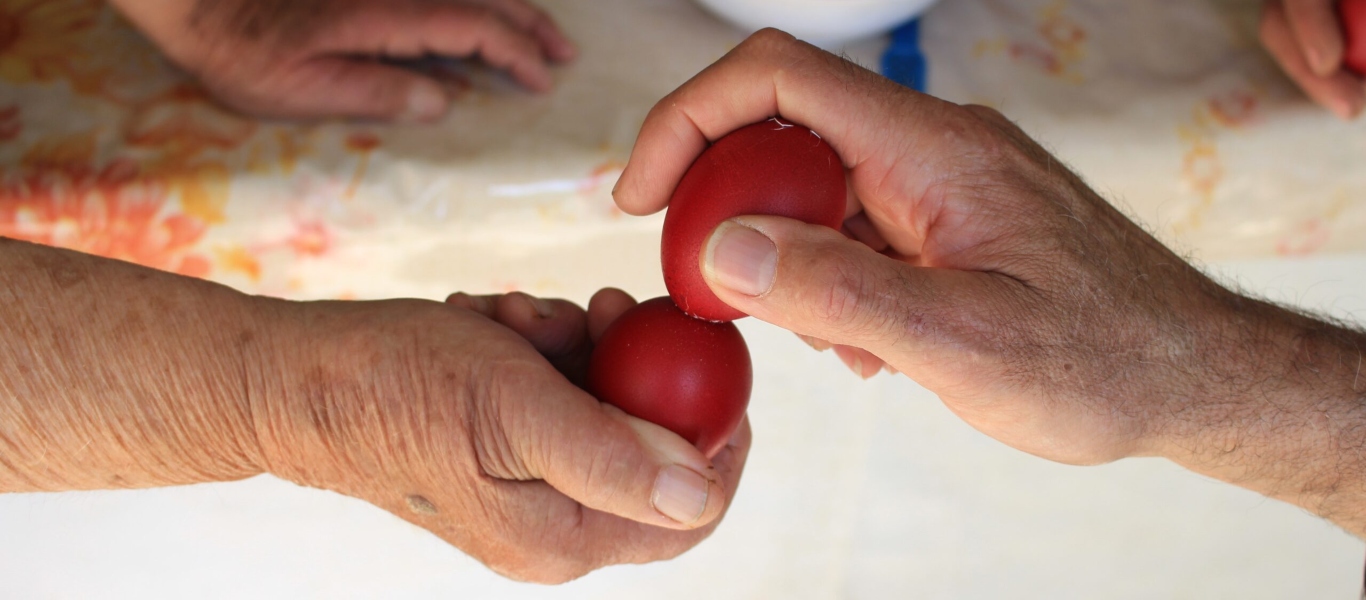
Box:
[0,236,747,582]
[253,288,749,582]
[1259,0,1364,119]
[108,0,577,121]
[613,30,1366,534]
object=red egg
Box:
[587,297,752,458]
[662,118,847,322]
[1344,0,1366,76]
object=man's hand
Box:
[1259,0,1364,119]
[0,239,749,583]
[108,0,577,121]
[615,30,1366,535]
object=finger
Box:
[560,415,753,570]
[842,212,890,252]
[491,293,586,354]
[613,28,950,217]
[360,408,750,584]
[470,0,579,62]
[587,287,638,341]
[699,215,1017,383]
[1282,0,1345,75]
[446,292,498,317]
[833,344,886,379]
[228,57,450,121]
[486,371,731,530]
[323,2,555,92]
[489,293,597,384]
[1261,1,1366,118]
[796,333,833,352]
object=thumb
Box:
[700,215,998,373]
[238,58,450,122]
[485,374,738,530]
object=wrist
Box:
[1148,292,1366,532]
[244,299,455,489]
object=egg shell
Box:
[587,297,752,458]
[662,118,847,322]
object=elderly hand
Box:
[108,0,577,121]
[1259,0,1364,119]
[0,239,748,584]
[254,288,750,583]
[614,30,1366,535]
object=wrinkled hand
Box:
[253,289,749,583]
[614,30,1282,469]
[1259,0,1364,119]
[109,0,577,121]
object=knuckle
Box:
[810,248,887,338]
[468,357,539,481]
[741,27,800,55]
[471,6,510,32]
[579,436,634,503]
[962,103,1006,124]
[494,556,591,585]
[477,523,595,584]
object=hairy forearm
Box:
[0,238,270,493]
[1157,294,1366,535]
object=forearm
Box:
[1155,294,1366,535]
[0,237,271,493]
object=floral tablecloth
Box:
[2,0,1364,306]
[4,1,1366,598]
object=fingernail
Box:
[449,292,494,315]
[529,296,555,319]
[1309,47,1329,75]
[728,417,748,446]
[403,83,448,123]
[652,465,710,525]
[1345,91,1366,120]
[704,221,777,297]
[883,364,900,376]
[799,335,832,352]
[1332,95,1363,121]
[852,355,871,380]
[469,295,495,315]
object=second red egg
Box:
[587,297,751,459]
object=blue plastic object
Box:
[881,18,927,93]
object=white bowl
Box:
[691,0,939,49]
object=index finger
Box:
[612,29,947,216]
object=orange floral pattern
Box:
[1173,86,1266,232]
[975,0,1088,83]
[0,158,211,277]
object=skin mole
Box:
[406,494,439,516]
